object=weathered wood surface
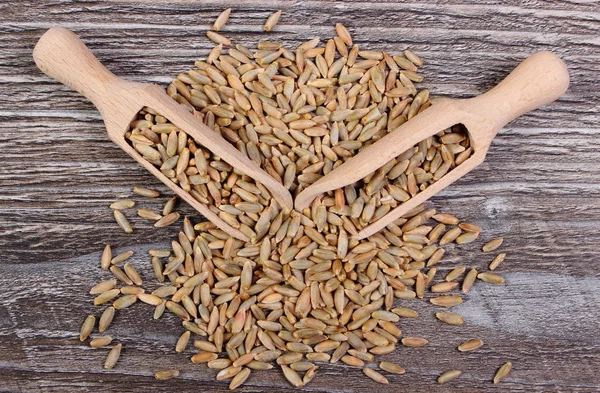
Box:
[1,0,599,391]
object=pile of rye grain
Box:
[79,9,512,389]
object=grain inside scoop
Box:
[296,51,569,238]
[32,27,293,241]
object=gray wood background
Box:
[1,0,599,392]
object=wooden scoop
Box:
[33,27,294,242]
[295,51,570,239]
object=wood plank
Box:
[0,251,598,392]
[2,123,599,265]
[1,2,599,128]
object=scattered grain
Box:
[401,337,428,347]
[110,266,133,285]
[94,288,121,305]
[379,361,405,374]
[392,307,418,318]
[80,315,95,341]
[477,272,505,284]
[363,367,389,384]
[104,343,122,369]
[438,369,461,384]
[90,335,113,348]
[206,30,231,46]
[431,281,459,293]
[113,210,133,233]
[213,8,231,31]
[133,186,160,198]
[435,312,464,325]
[462,268,478,292]
[489,253,506,270]
[456,231,480,244]
[111,250,133,265]
[90,279,117,295]
[430,296,463,307]
[335,23,352,46]
[110,199,135,209]
[446,266,466,282]
[99,306,115,332]
[155,369,180,380]
[281,365,303,387]
[458,339,484,352]
[264,10,282,31]
[154,212,180,227]
[229,367,251,389]
[100,244,112,270]
[493,362,512,384]
[123,262,143,286]
[138,208,162,221]
[482,238,503,252]
[176,331,191,352]
[113,294,138,309]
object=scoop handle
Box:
[33,28,124,111]
[465,51,569,134]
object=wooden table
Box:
[1,1,599,391]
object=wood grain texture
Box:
[1,0,599,392]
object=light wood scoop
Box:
[295,51,570,239]
[33,27,294,241]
